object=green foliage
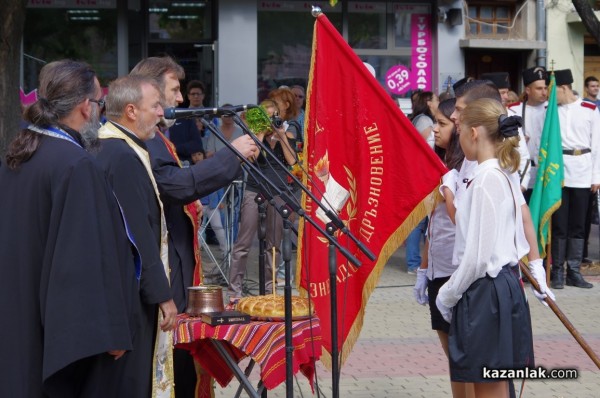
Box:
[245,106,273,135]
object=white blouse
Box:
[437,159,530,308]
[426,200,456,280]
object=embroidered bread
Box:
[236,295,314,318]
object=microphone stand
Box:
[231,113,375,262]
[231,113,374,398]
[281,205,294,398]
[199,114,361,398]
[255,193,267,296]
[326,222,340,398]
[199,117,357,267]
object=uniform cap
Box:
[554,69,573,86]
[522,66,547,86]
[480,72,510,89]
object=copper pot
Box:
[185,285,224,316]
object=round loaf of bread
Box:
[236,295,314,318]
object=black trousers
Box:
[584,191,596,258]
[552,187,590,240]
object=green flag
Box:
[529,73,564,258]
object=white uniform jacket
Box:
[558,98,600,188]
[507,101,548,189]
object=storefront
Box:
[22,0,450,106]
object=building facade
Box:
[22,1,555,106]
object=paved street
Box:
[202,225,600,397]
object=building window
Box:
[467,4,512,37]
[23,6,117,91]
[257,1,342,101]
[348,2,388,49]
[148,0,213,42]
[356,3,432,98]
[257,1,432,101]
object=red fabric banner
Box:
[297,14,447,368]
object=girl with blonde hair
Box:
[436,98,535,398]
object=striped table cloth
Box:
[174,314,323,396]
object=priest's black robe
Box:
[0,132,137,397]
[146,133,242,396]
[95,127,172,398]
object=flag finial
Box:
[550,59,555,72]
[312,6,322,17]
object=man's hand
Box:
[159,299,178,332]
[107,350,126,360]
[591,184,600,193]
[231,135,259,161]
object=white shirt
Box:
[438,159,530,308]
[558,98,600,187]
[507,101,548,189]
[426,200,456,280]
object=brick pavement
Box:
[202,228,600,397]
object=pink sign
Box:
[410,14,432,91]
[385,65,411,95]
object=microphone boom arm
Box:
[198,117,360,267]
[232,113,375,262]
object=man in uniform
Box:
[507,67,549,201]
[130,56,259,396]
[0,60,137,397]
[550,69,600,289]
[481,72,531,190]
[582,76,600,264]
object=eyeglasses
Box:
[89,98,105,108]
[295,95,305,99]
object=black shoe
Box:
[550,267,564,289]
[582,257,593,265]
[551,279,565,289]
[566,275,593,288]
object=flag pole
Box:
[313,7,340,398]
[546,218,551,285]
[519,262,600,369]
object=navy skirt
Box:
[448,265,534,383]
[428,276,451,334]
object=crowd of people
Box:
[1,54,597,398]
[413,66,599,398]
[0,55,308,397]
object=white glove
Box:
[436,295,452,323]
[413,269,429,305]
[440,169,458,198]
[528,259,556,306]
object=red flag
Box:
[297,14,447,368]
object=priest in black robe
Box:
[0,60,137,397]
[95,75,178,398]
[131,56,259,396]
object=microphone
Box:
[163,104,257,119]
